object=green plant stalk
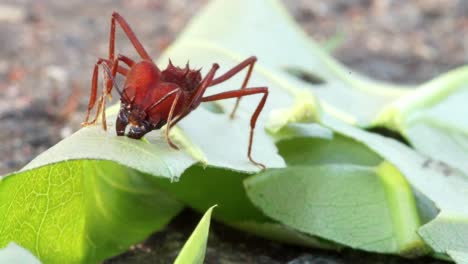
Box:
[376,162,426,256]
[374,66,468,132]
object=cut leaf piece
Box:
[277,133,382,167]
[419,214,468,259]
[0,160,183,264]
[152,165,337,249]
[0,243,41,264]
[374,66,468,176]
[321,117,468,257]
[448,250,468,264]
[153,166,267,223]
[245,163,425,255]
[174,205,216,264]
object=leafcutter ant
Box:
[82,12,269,169]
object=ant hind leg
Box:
[208,56,257,119]
[82,58,128,128]
[201,86,268,169]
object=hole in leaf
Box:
[366,126,410,146]
[202,101,225,114]
[284,67,326,85]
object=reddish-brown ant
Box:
[82,12,269,169]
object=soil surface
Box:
[1,0,467,263]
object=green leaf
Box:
[245,163,425,255]
[21,125,195,179]
[277,134,382,167]
[174,205,215,264]
[0,161,183,263]
[321,117,468,259]
[153,165,337,249]
[257,110,434,255]
[0,243,41,264]
[448,250,468,264]
[153,166,267,223]
[375,66,468,176]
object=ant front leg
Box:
[143,88,182,148]
[165,90,183,150]
[208,56,257,118]
[201,87,269,169]
[109,12,152,62]
[82,58,129,128]
[106,54,135,96]
[83,58,112,126]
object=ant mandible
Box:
[82,12,269,169]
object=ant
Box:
[82,12,269,169]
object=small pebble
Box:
[45,65,69,84]
[60,126,73,139]
[0,4,26,23]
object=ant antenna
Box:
[145,89,179,111]
[101,63,129,102]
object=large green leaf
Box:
[0,161,183,263]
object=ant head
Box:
[117,103,150,139]
[124,104,147,126]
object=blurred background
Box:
[0,0,467,263]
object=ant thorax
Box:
[160,61,202,92]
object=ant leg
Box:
[209,56,257,118]
[166,63,220,129]
[201,87,269,169]
[106,54,135,96]
[83,58,128,124]
[83,58,129,128]
[191,64,220,106]
[115,54,135,67]
[109,12,151,62]
[83,59,110,125]
[140,87,182,147]
[165,90,182,150]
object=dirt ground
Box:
[1,0,467,263]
